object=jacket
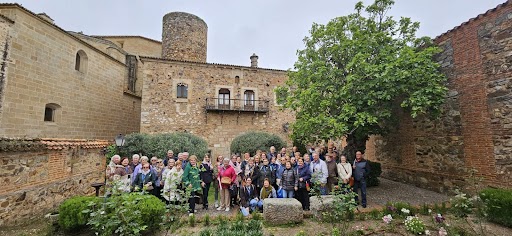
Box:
[281,168,298,191]
[132,171,156,191]
[259,186,277,200]
[296,164,311,189]
[258,165,276,187]
[309,159,328,184]
[163,167,183,201]
[239,184,257,207]
[182,163,202,192]
[199,163,214,184]
[337,162,352,181]
[353,159,371,181]
[218,165,237,189]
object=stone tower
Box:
[162,12,207,62]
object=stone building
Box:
[365,1,512,192]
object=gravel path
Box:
[366,178,450,208]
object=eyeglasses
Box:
[142,167,150,169]
[157,161,162,163]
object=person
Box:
[163,150,174,166]
[150,156,159,168]
[258,158,276,194]
[181,152,190,169]
[267,146,277,160]
[132,156,152,183]
[199,154,213,210]
[217,157,236,212]
[279,147,287,157]
[106,155,121,181]
[132,163,156,193]
[213,155,223,208]
[309,152,328,195]
[240,152,251,171]
[337,155,352,190]
[230,155,242,207]
[303,153,311,167]
[155,158,166,200]
[116,157,132,193]
[242,157,260,195]
[182,155,201,215]
[296,157,311,210]
[254,155,261,166]
[163,160,184,204]
[130,154,140,171]
[161,158,175,188]
[120,157,133,176]
[240,177,258,213]
[290,146,298,157]
[280,161,298,198]
[113,157,127,177]
[353,151,371,208]
[325,154,339,194]
[256,178,277,211]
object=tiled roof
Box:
[139,56,289,73]
[0,138,110,152]
[91,35,162,44]
[435,0,510,41]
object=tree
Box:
[276,0,447,161]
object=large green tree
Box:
[277,0,447,161]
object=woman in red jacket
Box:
[217,157,236,212]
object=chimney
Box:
[250,53,258,68]
[37,13,54,24]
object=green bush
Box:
[122,132,208,159]
[480,188,512,227]
[230,131,286,156]
[87,193,166,236]
[367,161,382,187]
[58,196,100,232]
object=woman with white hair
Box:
[163,160,184,204]
[217,157,236,212]
[132,156,151,183]
[106,155,121,183]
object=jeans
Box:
[320,185,327,196]
[353,179,367,207]
[282,190,294,198]
[249,198,259,211]
[202,183,211,208]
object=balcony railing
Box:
[205,98,270,113]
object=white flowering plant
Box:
[382,214,393,224]
[404,216,426,235]
[450,189,473,217]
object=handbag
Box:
[276,187,283,198]
[305,182,311,191]
[341,164,354,187]
[221,176,232,185]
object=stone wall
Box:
[0,15,13,123]
[99,36,162,58]
[367,2,512,192]
[139,58,294,157]
[162,12,207,62]
[0,138,108,226]
[0,5,141,140]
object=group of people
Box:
[105,146,371,216]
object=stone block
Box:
[309,195,335,219]
[263,198,303,225]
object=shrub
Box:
[367,161,381,187]
[87,193,165,236]
[230,131,286,156]
[450,189,473,218]
[122,132,208,159]
[58,195,100,232]
[480,188,512,227]
[404,216,425,235]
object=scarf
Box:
[202,160,211,169]
[261,186,272,199]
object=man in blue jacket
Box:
[353,151,371,208]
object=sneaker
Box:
[214,201,219,208]
[217,207,223,211]
[225,207,230,212]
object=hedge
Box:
[121,132,208,159]
[480,188,512,227]
[58,196,101,232]
[367,161,382,187]
[230,131,286,156]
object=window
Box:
[177,83,188,98]
[218,88,230,108]
[244,90,255,106]
[44,103,61,122]
[44,107,54,122]
[75,50,88,73]
[235,76,240,84]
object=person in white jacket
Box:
[337,155,352,188]
[163,160,184,204]
[309,152,328,195]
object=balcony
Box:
[205,98,270,113]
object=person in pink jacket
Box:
[217,157,236,212]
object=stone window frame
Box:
[177,83,188,99]
[241,87,259,109]
[214,85,234,109]
[274,87,287,107]
[172,79,191,103]
[44,103,61,123]
[75,50,88,74]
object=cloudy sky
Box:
[12,0,506,70]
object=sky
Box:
[11,0,507,70]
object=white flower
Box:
[425,230,430,235]
[100,210,105,215]
[401,208,410,214]
[428,209,432,213]
[382,214,393,224]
